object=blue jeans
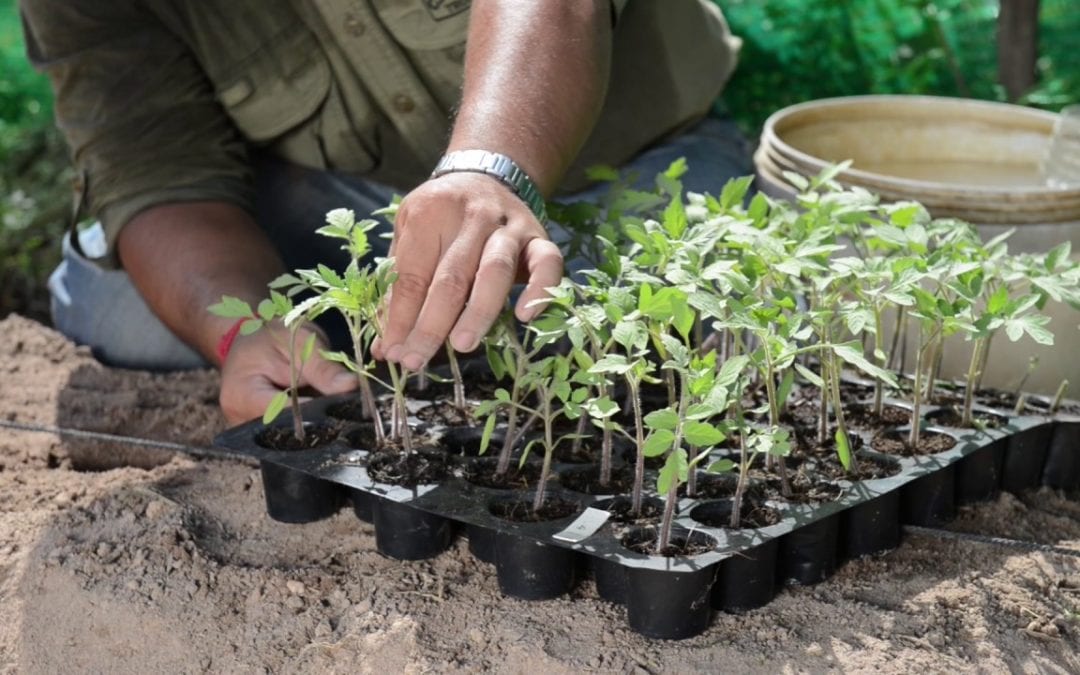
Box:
[50,117,752,370]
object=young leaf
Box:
[238,319,264,336]
[719,175,754,210]
[683,421,725,447]
[1004,314,1054,345]
[301,333,317,362]
[986,285,1009,315]
[589,354,633,375]
[706,459,735,475]
[835,428,852,473]
[716,354,750,388]
[644,408,679,431]
[256,298,278,322]
[776,369,795,410]
[209,296,254,319]
[833,342,897,385]
[263,390,289,425]
[642,429,675,457]
[657,448,689,495]
[662,195,688,239]
[794,362,824,387]
[486,343,507,380]
[518,439,539,468]
[479,414,497,456]
[586,396,619,419]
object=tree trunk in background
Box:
[997,0,1041,101]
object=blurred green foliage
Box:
[1,0,69,322]
[718,0,1080,132]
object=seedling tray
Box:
[213,390,1080,640]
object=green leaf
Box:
[706,459,735,474]
[811,160,852,188]
[642,429,675,457]
[661,195,688,239]
[238,319,264,336]
[657,448,689,496]
[986,285,1009,315]
[268,273,303,290]
[518,439,539,468]
[1046,241,1072,270]
[208,296,254,319]
[683,421,726,447]
[671,297,695,341]
[716,355,749,388]
[321,349,357,372]
[256,298,277,322]
[479,414,497,456]
[586,396,619,419]
[613,317,643,349]
[719,175,754,209]
[794,363,824,388]
[317,264,345,288]
[301,333,317,362]
[324,207,356,230]
[1004,314,1055,345]
[585,164,620,181]
[833,342,897,385]
[589,354,632,375]
[486,343,507,380]
[776,369,795,410]
[747,192,769,222]
[782,170,809,192]
[262,390,289,425]
[835,428,852,473]
[555,356,570,382]
[494,388,511,403]
[644,408,679,431]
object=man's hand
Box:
[219,322,357,425]
[373,172,563,371]
[371,0,610,371]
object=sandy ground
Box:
[2,313,1079,674]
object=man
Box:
[21,0,747,425]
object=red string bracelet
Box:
[216,319,246,364]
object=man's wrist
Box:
[431,150,548,223]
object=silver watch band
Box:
[431,150,548,223]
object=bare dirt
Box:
[2,314,1079,673]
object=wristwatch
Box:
[431,149,548,223]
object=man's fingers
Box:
[221,374,281,426]
[450,229,521,352]
[379,208,441,361]
[515,237,564,322]
[397,232,486,369]
[302,350,358,395]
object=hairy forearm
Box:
[449,0,612,195]
[117,202,285,365]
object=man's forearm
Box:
[448,0,612,195]
[117,202,285,366]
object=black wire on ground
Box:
[0,418,256,464]
[903,524,1080,560]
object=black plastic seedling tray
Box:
[213,389,1080,640]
